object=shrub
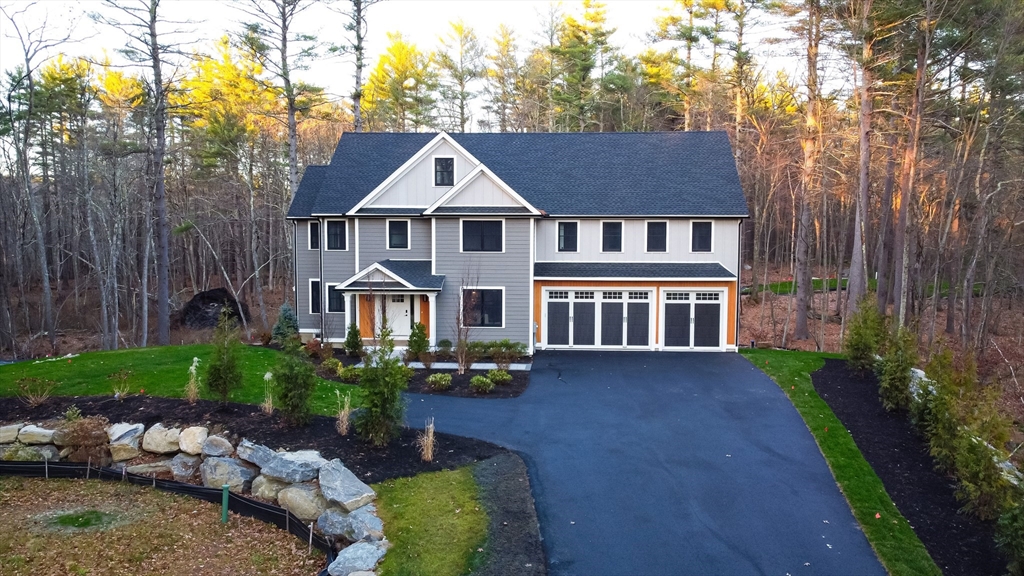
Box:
[17,377,57,407]
[344,322,364,357]
[489,339,527,370]
[417,417,436,462]
[205,311,243,405]
[321,343,335,361]
[470,375,494,394]
[108,369,134,400]
[997,496,1024,576]
[487,369,512,385]
[426,373,452,391]
[304,338,325,359]
[355,328,412,447]
[878,326,917,411]
[63,405,82,422]
[273,341,318,425]
[437,339,453,359]
[185,357,201,404]
[843,297,884,373]
[408,322,429,358]
[57,415,110,447]
[1,443,44,462]
[338,364,362,384]
[321,357,342,375]
[257,330,272,346]
[271,302,299,344]
[418,351,436,369]
[952,431,1014,520]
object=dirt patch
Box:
[811,359,1006,576]
[472,453,546,576]
[0,395,507,485]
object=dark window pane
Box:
[464,289,502,327]
[327,286,345,313]
[308,222,320,249]
[692,221,712,252]
[463,220,502,251]
[647,222,667,252]
[310,281,321,314]
[327,221,346,250]
[558,222,577,252]
[602,222,622,252]
[435,157,454,186]
[389,220,409,249]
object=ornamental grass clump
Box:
[335,389,352,436]
[426,372,452,391]
[355,328,411,447]
[261,371,274,415]
[108,369,134,400]
[17,377,57,407]
[843,297,885,374]
[273,341,317,426]
[205,311,243,405]
[417,417,436,462]
[878,326,918,411]
[185,357,201,404]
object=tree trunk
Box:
[794,0,821,341]
[847,6,873,313]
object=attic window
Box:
[434,157,454,186]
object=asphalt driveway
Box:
[405,351,885,576]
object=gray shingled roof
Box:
[288,132,748,218]
[533,262,735,279]
[373,259,445,290]
[430,206,534,214]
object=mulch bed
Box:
[472,452,547,576]
[0,395,505,485]
[406,369,530,399]
[811,359,1006,576]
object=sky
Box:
[0,0,817,121]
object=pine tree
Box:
[272,302,299,344]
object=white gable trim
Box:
[338,262,416,290]
[346,132,481,215]
[423,164,541,215]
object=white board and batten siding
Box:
[365,140,475,208]
[444,172,523,206]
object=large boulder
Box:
[200,457,258,493]
[108,423,145,462]
[260,450,328,483]
[236,439,276,468]
[319,459,376,512]
[179,288,250,329]
[277,483,328,522]
[178,427,208,455]
[251,475,289,501]
[17,424,55,445]
[126,460,172,475]
[327,541,388,576]
[318,505,384,542]
[0,444,60,461]
[0,423,24,444]
[170,453,202,482]
[142,423,180,454]
[202,435,234,457]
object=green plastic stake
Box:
[221,484,229,524]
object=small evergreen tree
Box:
[206,311,243,405]
[272,302,299,344]
[878,326,918,411]
[344,322,364,357]
[273,340,318,425]
[356,328,411,446]
[408,322,428,357]
[844,297,884,374]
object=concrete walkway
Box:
[406,350,885,576]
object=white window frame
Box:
[431,155,456,187]
[645,220,669,253]
[386,218,412,250]
[325,283,345,314]
[460,286,505,329]
[600,220,625,253]
[324,218,349,251]
[556,220,580,253]
[307,220,320,250]
[689,220,714,253]
[459,218,505,254]
[308,278,322,315]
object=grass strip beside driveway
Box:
[741,349,940,576]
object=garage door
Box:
[544,289,651,349]
[663,291,722,349]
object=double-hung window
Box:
[557,221,577,252]
[691,221,712,252]
[308,221,320,250]
[462,220,502,252]
[647,221,667,252]
[326,284,345,313]
[602,221,622,252]
[388,220,409,249]
[309,280,321,314]
[463,288,503,327]
[326,220,347,251]
[434,157,455,186]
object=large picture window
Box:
[388,220,409,249]
[309,280,321,314]
[462,220,502,252]
[463,288,503,327]
[326,220,347,251]
[327,285,345,313]
[434,157,455,186]
[602,221,622,252]
[308,221,320,250]
[691,221,712,252]
[558,221,577,252]
[647,221,667,252]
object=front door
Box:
[380,294,414,339]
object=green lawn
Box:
[740,349,940,576]
[0,344,361,415]
[374,467,488,576]
[746,277,879,295]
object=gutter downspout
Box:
[319,217,325,340]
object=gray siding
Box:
[357,217,431,264]
[536,218,740,275]
[433,217,532,345]
[366,140,473,207]
[294,218,354,340]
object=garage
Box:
[661,290,723,350]
[544,289,652,349]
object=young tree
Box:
[435,20,485,133]
[355,327,410,446]
[206,311,243,404]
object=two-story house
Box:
[288,131,748,353]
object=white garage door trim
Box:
[658,287,727,351]
[540,286,655,350]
